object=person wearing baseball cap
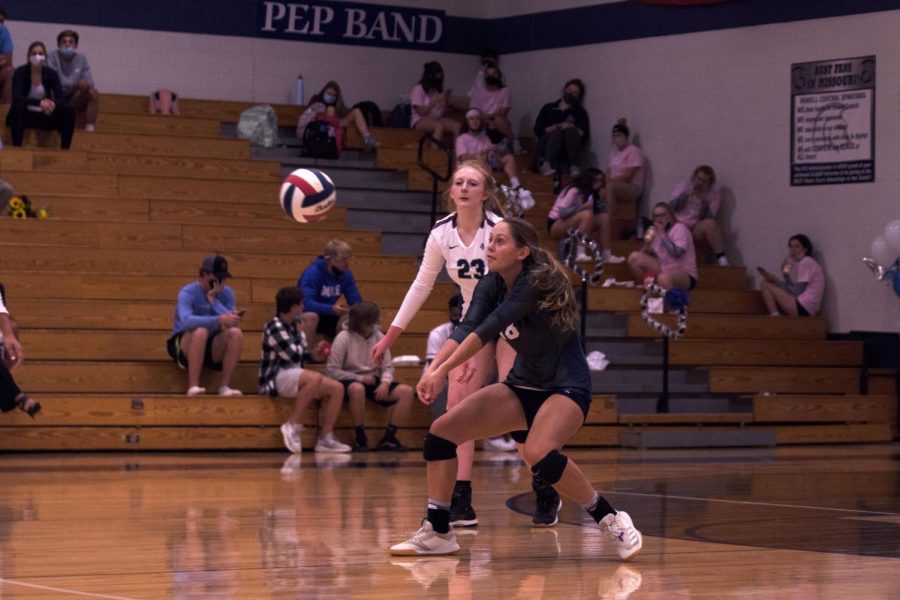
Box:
[167,253,244,396]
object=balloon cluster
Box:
[5,195,50,219]
[560,228,604,284]
[640,281,688,339]
[863,219,900,296]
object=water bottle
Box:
[295,75,304,106]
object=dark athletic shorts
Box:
[166,330,223,371]
[796,299,810,317]
[317,313,340,338]
[342,377,401,406]
[688,275,697,290]
[504,383,592,444]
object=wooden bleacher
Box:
[0,93,895,451]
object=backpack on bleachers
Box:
[353,101,383,127]
[387,101,411,128]
[237,105,278,148]
[302,120,340,159]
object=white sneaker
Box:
[716,255,730,266]
[604,252,626,264]
[483,436,517,452]
[390,520,460,556]
[600,511,643,561]
[314,433,352,453]
[539,161,556,176]
[280,422,304,453]
[576,246,593,262]
[218,386,243,397]
[186,386,206,396]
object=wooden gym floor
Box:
[0,443,898,599]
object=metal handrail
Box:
[417,133,454,229]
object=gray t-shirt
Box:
[46,49,94,96]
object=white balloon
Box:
[870,235,895,267]
[883,219,900,257]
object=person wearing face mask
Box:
[467,61,522,155]
[46,30,98,132]
[606,118,646,224]
[669,165,730,266]
[295,80,379,151]
[627,202,697,291]
[0,7,14,105]
[532,78,591,178]
[167,254,245,397]
[326,300,414,452]
[260,286,352,454]
[5,41,75,149]
[758,234,824,317]
[410,61,460,143]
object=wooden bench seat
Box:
[670,339,863,367]
[753,394,895,423]
[709,366,860,394]
[587,287,765,314]
[618,412,754,424]
[626,313,828,340]
[101,93,303,127]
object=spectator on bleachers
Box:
[295,80,379,151]
[548,168,624,264]
[533,78,590,177]
[627,202,697,290]
[5,41,75,149]
[260,286,352,454]
[167,253,244,397]
[669,165,729,266]
[758,234,824,317]
[326,300,412,452]
[298,240,362,359]
[455,108,533,208]
[467,61,522,154]
[410,61,459,143]
[606,118,645,222]
[46,30,98,132]
[0,7,13,104]
[469,48,499,93]
[0,283,40,418]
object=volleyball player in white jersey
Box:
[372,160,561,527]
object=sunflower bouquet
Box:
[5,195,50,219]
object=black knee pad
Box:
[422,433,457,461]
[531,450,568,485]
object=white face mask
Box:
[29,54,46,67]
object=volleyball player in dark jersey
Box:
[390,217,642,560]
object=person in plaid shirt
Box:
[260,286,351,454]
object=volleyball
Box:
[280,168,336,223]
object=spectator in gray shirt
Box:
[46,29,98,131]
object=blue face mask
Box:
[60,47,76,58]
[322,93,336,105]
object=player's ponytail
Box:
[502,217,577,331]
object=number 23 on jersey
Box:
[456,258,485,279]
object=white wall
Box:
[9,7,900,332]
[501,11,900,333]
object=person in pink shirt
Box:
[627,202,697,290]
[547,169,623,263]
[410,61,459,143]
[669,165,729,266]
[467,62,519,153]
[455,108,533,207]
[758,234,824,317]
[606,118,645,222]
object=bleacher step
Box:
[620,427,776,449]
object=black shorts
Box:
[166,330,223,371]
[316,313,340,338]
[688,275,697,290]
[796,299,810,317]
[342,378,401,406]
[504,383,592,444]
[546,217,557,234]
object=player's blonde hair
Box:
[324,239,352,258]
[501,217,577,331]
[444,159,508,218]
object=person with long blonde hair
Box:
[390,217,642,561]
[372,160,561,527]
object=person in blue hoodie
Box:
[298,240,363,360]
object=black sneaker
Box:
[378,437,407,452]
[354,443,370,453]
[533,489,562,527]
[450,483,478,527]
